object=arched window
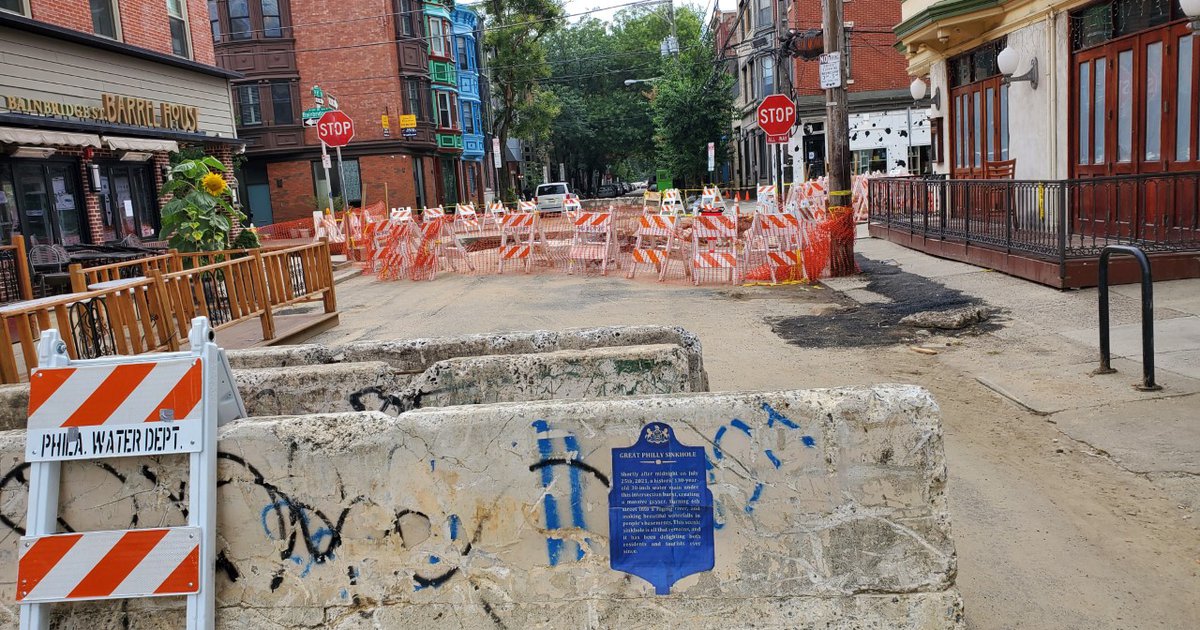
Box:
[208,0,291,43]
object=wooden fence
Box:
[0,241,336,384]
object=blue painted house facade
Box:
[452,5,486,205]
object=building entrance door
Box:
[5,160,86,246]
[98,163,158,242]
[440,157,458,207]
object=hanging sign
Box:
[819,52,842,89]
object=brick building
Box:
[786,0,932,180]
[0,0,239,247]
[210,0,488,223]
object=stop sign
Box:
[757,94,796,137]
[317,110,355,147]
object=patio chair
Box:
[28,244,72,296]
[984,159,1017,230]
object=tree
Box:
[650,33,733,189]
[484,0,564,200]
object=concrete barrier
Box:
[227,325,709,391]
[0,339,705,430]
[0,385,962,628]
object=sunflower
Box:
[201,172,228,196]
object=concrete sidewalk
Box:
[841,232,1200,518]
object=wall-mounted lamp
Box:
[1182,0,1200,30]
[997,46,1039,89]
[88,163,102,193]
[160,164,172,182]
[909,78,941,111]
[227,177,240,205]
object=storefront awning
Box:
[102,136,179,153]
[0,125,101,148]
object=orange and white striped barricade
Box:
[390,207,414,223]
[745,212,804,284]
[455,203,481,234]
[438,208,476,273]
[701,186,727,214]
[17,317,244,630]
[497,212,539,274]
[563,194,583,217]
[484,201,506,229]
[375,221,418,279]
[567,211,617,276]
[421,206,445,224]
[756,184,779,214]
[691,214,741,285]
[660,189,685,216]
[518,200,537,213]
[627,214,682,282]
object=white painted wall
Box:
[789,108,933,182]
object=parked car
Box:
[535,182,570,213]
[596,184,619,198]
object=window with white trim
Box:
[166,0,191,58]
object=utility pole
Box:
[822,0,854,275]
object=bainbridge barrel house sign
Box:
[0,10,239,250]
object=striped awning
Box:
[103,136,179,153]
[0,125,101,148]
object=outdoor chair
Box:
[983,159,1018,231]
[28,244,72,296]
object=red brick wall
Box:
[359,154,422,210]
[266,160,317,222]
[790,0,908,98]
[27,0,217,66]
[291,0,403,147]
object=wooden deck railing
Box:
[0,241,336,383]
[68,252,180,292]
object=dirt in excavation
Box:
[768,255,1001,348]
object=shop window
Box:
[236,85,262,126]
[271,82,295,125]
[0,0,26,16]
[3,161,87,246]
[1071,0,1182,51]
[166,0,191,58]
[1177,34,1194,161]
[852,148,887,174]
[91,0,119,40]
[312,158,362,207]
[908,145,933,175]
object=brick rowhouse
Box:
[211,0,490,224]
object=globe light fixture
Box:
[997,45,1039,89]
[1181,0,1200,30]
[909,77,941,113]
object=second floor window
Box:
[436,91,457,129]
[429,18,446,56]
[760,56,773,97]
[91,0,118,39]
[404,79,424,119]
[271,83,294,125]
[236,85,262,126]
[167,0,190,58]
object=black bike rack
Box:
[1095,245,1161,391]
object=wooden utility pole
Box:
[822,0,855,275]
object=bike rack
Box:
[1095,245,1161,391]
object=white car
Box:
[535,183,570,213]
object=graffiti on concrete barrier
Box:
[529,419,609,566]
[704,402,818,528]
[347,384,423,414]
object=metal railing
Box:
[1095,245,1160,391]
[868,171,1200,259]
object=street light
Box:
[997,45,1039,90]
[624,77,662,86]
[1182,0,1200,30]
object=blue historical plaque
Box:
[609,422,715,594]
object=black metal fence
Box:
[869,171,1200,259]
[0,247,23,305]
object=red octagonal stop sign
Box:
[757,94,796,138]
[317,110,355,147]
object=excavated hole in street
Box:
[768,255,1003,348]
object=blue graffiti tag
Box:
[531,419,596,565]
